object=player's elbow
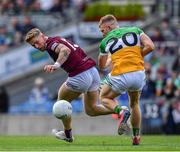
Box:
[85,108,97,117]
[98,55,108,70]
[150,43,155,51]
[98,64,106,70]
[147,42,155,51]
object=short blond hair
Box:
[99,14,118,27]
[25,28,41,42]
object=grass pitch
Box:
[0,135,179,151]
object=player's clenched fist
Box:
[44,62,61,73]
[44,65,56,73]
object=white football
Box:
[53,100,72,119]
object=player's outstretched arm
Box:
[44,44,71,73]
[140,33,155,57]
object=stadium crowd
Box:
[143,18,180,99]
[0,0,71,15]
[0,15,37,53]
[139,18,180,134]
[0,0,89,53]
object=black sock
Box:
[133,128,140,136]
[65,129,72,138]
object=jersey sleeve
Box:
[99,40,108,55]
[46,38,59,51]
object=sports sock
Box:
[114,105,122,114]
[65,129,72,138]
[133,128,140,136]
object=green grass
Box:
[0,135,179,151]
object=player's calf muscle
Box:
[129,91,141,108]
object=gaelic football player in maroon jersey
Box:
[25,28,130,142]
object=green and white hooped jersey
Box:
[99,27,145,76]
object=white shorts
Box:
[65,67,100,93]
[103,70,146,94]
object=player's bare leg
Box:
[99,84,119,111]
[53,83,81,142]
[128,91,141,145]
[100,84,131,135]
[83,90,113,116]
[58,83,81,129]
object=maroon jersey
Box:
[45,37,96,77]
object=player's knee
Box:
[85,109,96,117]
[101,100,106,107]
[100,97,109,107]
[85,105,98,117]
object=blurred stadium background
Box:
[0,0,179,136]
